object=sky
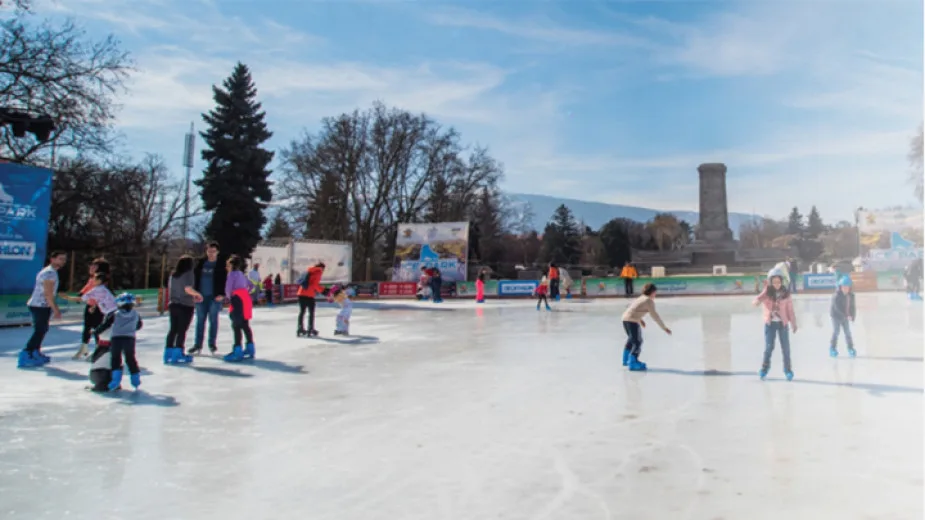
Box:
[19,0,925,223]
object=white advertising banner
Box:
[392,221,469,282]
[291,240,352,283]
[251,243,291,283]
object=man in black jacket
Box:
[189,241,227,355]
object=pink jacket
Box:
[754,288,797,326]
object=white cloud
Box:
[422,6,648,47]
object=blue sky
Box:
[27,0,924,222]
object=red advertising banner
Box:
[282,284,301,302]
[379,282,417,298]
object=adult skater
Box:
[97,293,143,391]
[753,268,798,381]
[431,268,443,303]
[165,255,204,363]
[548,262,560,301]
[274,273,282,303]
[620,262,638,298]
[904,258,923,300]
[830,276,856,358]
[224,255,256,361]
[263,273,274,307]
[788,257,800,293]
[248,262,263,305]
[621,283,671,371]
[17,251,67,368]
[72,257,111,359]
[190,241,227,355]
[296,262,325,337]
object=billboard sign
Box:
[251,243,291,283]
[803,273,837,290]
[291,240,352,284]
[497,280,538,296]
[0,163,53,295]
[392,222,469,282]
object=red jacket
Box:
[297,266,324,298]
[535,284,548,296]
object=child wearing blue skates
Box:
[621,283,672,371]
[830,276,857,357]
[754,269,798,380]
[95,293,143,391]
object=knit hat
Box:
[837,275,853,287]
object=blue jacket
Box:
[830,291,856,320]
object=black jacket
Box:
[193,255,228,298]
[830,290,856,320]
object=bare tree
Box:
[278,102,505,278]
[909,124,923,202]
[0,15,132,162]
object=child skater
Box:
[535,275,551,311]
[165,255,203,364]
[64,272,118,357]
[224,255,255,362]
[476,270,486,304]
[95,292,143,391]
[72,257,110,359]
[830,275,857,358]
[330,285,353,335]
[621,283,672,371]
[753,268,798,381]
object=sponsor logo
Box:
[803,274,836,289]
[0,241,35,260]
[0,183,38,224]
[498,281,538,295]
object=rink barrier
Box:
[0,271,909,326]
[0,289,162,327]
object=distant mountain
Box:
[507,193,758,239]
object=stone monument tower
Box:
[695,163,734,244]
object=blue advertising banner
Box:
[497,280,538,296]
[803,273,837,291]
[0,162,53,295]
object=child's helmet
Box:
[837,275,853,287]
[767,267,785,281]
[115,292,135,308]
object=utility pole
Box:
[182,122,195,250]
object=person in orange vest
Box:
[548,262,560,301]
[620,262,638,298]
[296,262,325,337]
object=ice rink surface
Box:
[0,293,922,520]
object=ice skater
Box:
[18,251,67,368]
[904,258,923,300]
[165,255,204,364]
[72,257,111,360]
[431,268,444,303]
[296,262,325,337]
[620,283,672,371]
[548,262,560,301]
[330,285,353,335]
[95,293,143,391]
[476,270,486,303]
[830,276,857,358]
[753,269,798,381]
[535,276,551,311]
[224,255,256,362]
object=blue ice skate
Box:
[628,355,647,371]
[173,347,193,364]
[17,350,43,368]
[829,347,838,358]
[223,345,244,362]
[545,303,552,311]
[784,370,794,381]
[847,347,857,358]
[242,342,256,360]
[129,372,141,389]
[108,369,123,391]
[163,347,172,364]
[36,350,51,363]
[622,348,631,366]
[759,369,768,380]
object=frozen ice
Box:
[0,293,921,520]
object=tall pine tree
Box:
[787,207,804,236]
[806,206,825,238]
[196,62,274,257]
[540,204,581,264]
